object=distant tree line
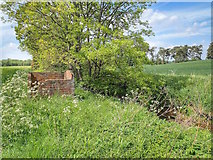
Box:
[147,45,204,64]
[0,59,32,66]
[206,42,213,59]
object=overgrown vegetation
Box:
[0,70,211,158]
[143,60,211,128]
[0,1,211,158]
[155,74,211,112]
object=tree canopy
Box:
[206,42,213,59]
[152,45,203,64]
[1,1,153,80]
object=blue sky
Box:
[0,2,212,60]
[142,2,211,59]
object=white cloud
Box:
[140,2,211,60]
[141,5,210,43]
[193,22,198,27]
[145,38,168,48]
[200,21,208,27]
[0,22,16,38]
[170,15,178,21]
[141,6,210,34]
[201,40,206,44]
[0,11,31,60]
[141,9,177,27]
[0,42,32,60]
[158,31,201,39]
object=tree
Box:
[147,46,156,63]
[164,48,171,63]
[182,45,189,61]
[190,45,202,60]
[158,47,166,64]
[155,53,161,65]
[206,42,213,59]
[1,1,153,80]
[169,45,202,63]
[170,46,180,63]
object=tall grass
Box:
[154,74,211,113]
[1,70,211,158]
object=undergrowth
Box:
[153,74,211,113]
[0,70,211,158]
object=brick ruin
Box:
[28,70,74,96]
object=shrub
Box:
[82,70,179,119]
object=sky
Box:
[142,2,211,59]
[0,1,212,60]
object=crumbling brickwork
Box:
[28,70,74,96]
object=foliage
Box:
[1,71,211,158]
[79,40,167,112]
[1,1,153,80]
[157,75,210,112]
[80,39,148,79]
[0,59,32,66]
[143,60,211,112]
[149,45,203,64]
[147,46,156,64]
[206,42,213,59]
[170,45,202,63]
[0,70,31,140]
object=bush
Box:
[81,69,179,119]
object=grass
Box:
[143,60,211,113]
[1,66,211,158]
[144,60,211,76]
[154,74,211,112]
[2,88,211,158]
[0,66,31,84]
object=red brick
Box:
[28,70,74,96]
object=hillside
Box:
[143,60,211,76]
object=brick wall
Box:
[28,70,74,96]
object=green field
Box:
[143,60,211,112]
[0,66,31,84]
[144,60,211,76]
